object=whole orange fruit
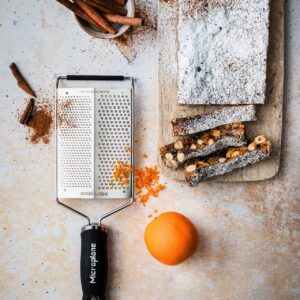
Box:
[144,212,198,265]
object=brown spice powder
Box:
[182,0,232,19]
[57,100,77,128]
[27,106,53,144]
[113,0,157,62]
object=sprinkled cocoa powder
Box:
[115,35,129,46]
[57,100,77,128]
[135,4,157,31]
[27,104,53,144]
[113,0,157,62]
[181,0,232,19]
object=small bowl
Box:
[75,0,135,39]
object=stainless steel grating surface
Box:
[57,88,94,199]
[57,88,132,199]
[95,89,132,198]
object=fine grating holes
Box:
[57,92,94,191]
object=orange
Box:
[144,211,198,265]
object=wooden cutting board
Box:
[158,0,284,182]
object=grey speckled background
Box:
[0,0,299,299]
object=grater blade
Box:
[57,87,133,200]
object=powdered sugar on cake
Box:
[177,0,270,105]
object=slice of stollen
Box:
[184,135,272,186]
[172,105,257,136]
[161,122,246,169]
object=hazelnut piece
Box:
[248,142,256,151]
[165,153,173,160]
[177,152,185,162]
[174,140,184,150]
[254,135,267,145]
[186,164,196,172]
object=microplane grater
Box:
[55,75,134,300]
[57,88,132,199]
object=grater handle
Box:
[66,75,125,81]
[81,225,108,300]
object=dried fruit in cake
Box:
[184,135,272,186]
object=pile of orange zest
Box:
[110,160,133,188]
[134,165,165,206]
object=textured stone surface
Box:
[0,1,300,299]
[178,0,270,104]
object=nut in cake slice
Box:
[184,135,272,186]
[161,122,246,169]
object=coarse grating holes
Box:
[57,91,94,191]
[95,90,132,193]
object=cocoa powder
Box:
[112,0,157,62]
[182,0,232,18]
[27,105,53,144]
[57,100,77,128]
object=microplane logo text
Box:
[90,243,98,284]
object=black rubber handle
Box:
[66,75,124,81]
[81,226,108,300]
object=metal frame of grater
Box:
[55,75,134,300]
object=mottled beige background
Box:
[0,0,299,299]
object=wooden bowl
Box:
[75,0,135,39]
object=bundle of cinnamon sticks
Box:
[57,0,143,35]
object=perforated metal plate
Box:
[95,89,132,198]
[56,88,132,199]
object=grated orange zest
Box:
[110,161,165,205]
[134,165,165,206]
[110,160,133,188]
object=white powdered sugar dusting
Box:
[177,0,270,105]
[186,149,271,186]
[172,105,257,135]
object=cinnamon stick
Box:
[19,98,35,125]
[56,0,106,32]
[103,13,143,26]
[79,0,114,14]
[74,0,117,34]
[82,0,127,16]
[114,0,125,6]
[9,63,36,98]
